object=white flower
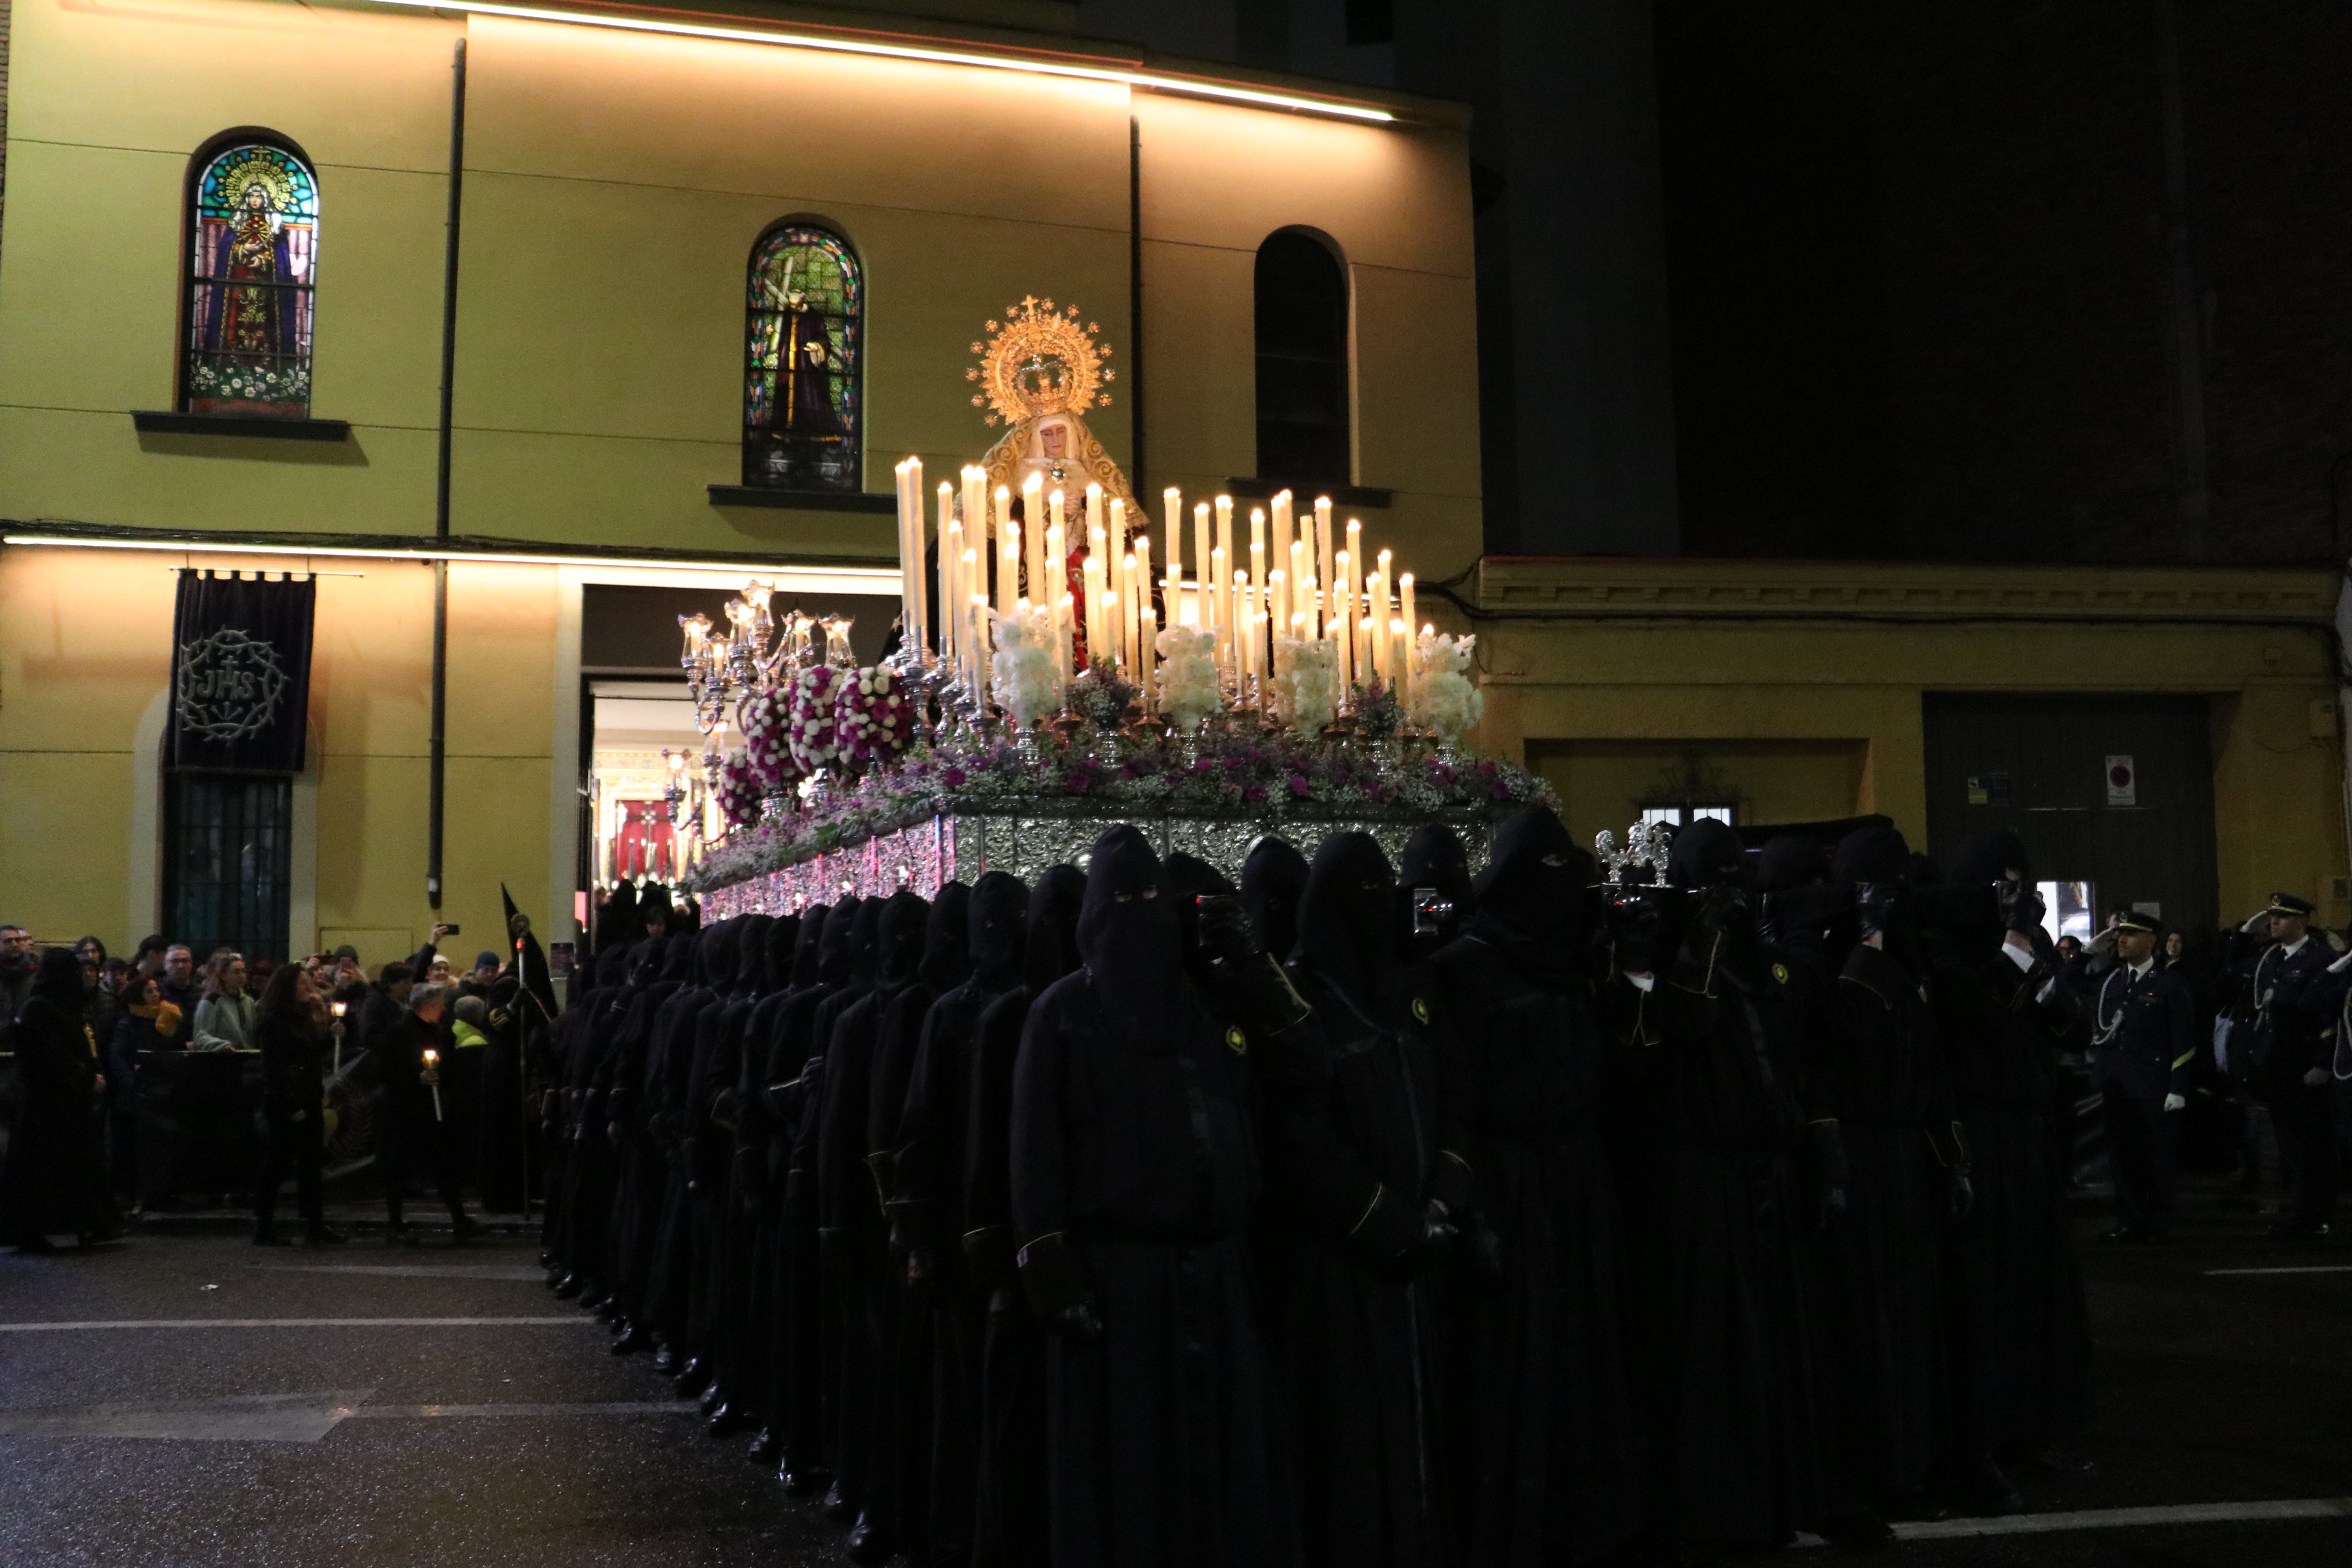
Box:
[1273,637,1338,735]
[1154,625,1220,731]
[1411,630,1482,743]
[991,604,1063,726]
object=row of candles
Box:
[891,458,1424,715]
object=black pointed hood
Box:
[920,881,973,992]
[878,889,931,989]
[1832,825,1910,886]
[818,897,865,987]
[1024,864,1087,993]
[759,914,798,995]
[595,880,640,957]
[1470,804,1593,987]
[732,915,774,996]
[1757,835,1830,894]
[1078,826,1186,1051]
[968,870,1030,989]
[1948,828,2031,888]
[695,918,740,991]
[848,896,886,987]
[1401,822,1475,923]
[1668,818,1744,889]
[792,904,830,989]
[638,882,674,937]
[1294,831,1401,1024]
[1241,836,1310,966]
[658,931,695,985]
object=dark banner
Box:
[163,570,316,773]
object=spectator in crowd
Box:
[330,945,365,989]
[107,973,181,1205]
[452,993,492,1051]
[252,963,347,1247]
[192,952,258,1053]
[0,924,35,1024]
[0,946,120,1251]
[157,944,198,1048]
[461,951,503,1000]
[2056,935,2084,964]
[249,956,281,996]
[130,935,168,985]
[77,938,122,1046]
[355,960,416,1062]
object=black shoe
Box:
[610,1324,653,1356]
[782,1459,829,1497]
[2012,1447,2097,1477]
[846,1513,893,1565]
[1880,1492,1948,1523]
[304,1223,348,1246]
[824,1479,855,1522]
[253,1228,292,1247]
[385,1223,422,1248]
[707,1403,747,1437]
[592,1296,619,1321]
[2099,1226,2142,1243]
[699,1382,725,1416]
[748,1427,780,1464]
[554,1272,584,1298]
[450,1216,488,1245]
[2267,1220,2330,1239]
[652,1344,678,1374]
[674,1358,708,1398]
[1951,1463,2025,1517]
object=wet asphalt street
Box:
[0,1180,2347,1566]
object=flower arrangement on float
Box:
[657,296,1535,900]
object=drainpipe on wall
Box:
[428,37,466,911]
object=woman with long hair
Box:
[252,962,347,1246]
[0,947,122,1251]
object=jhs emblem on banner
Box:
[175,626,292,740]
[163,570,316,772]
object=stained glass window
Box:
[183,140,319,417]
[744,223,862,490]
[1254,230,1352,485]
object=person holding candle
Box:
[376,980,485,1245]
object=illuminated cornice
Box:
[2,526,902,592]
[358,0,1399,123]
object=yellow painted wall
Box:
[1473,560,2350,929]
[0,544,549,965]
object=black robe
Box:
[1011,828,1295,1568]
[1927,931,2092,1459]
[1602,899,1824,1550]
[0,985,109,1244]
[1426,806,1642,1567]
[1268,832,1455,1568]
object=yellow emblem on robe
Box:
[1411,997,1430,1024]
[1225,1025,1248,1055]
[1771,963,1790,986]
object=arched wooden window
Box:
[182,136,319,417]
[1254,230,1351,485]
[744,222,862,490]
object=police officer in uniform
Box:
[2233,892,2341,1237]
[2089,910,2194,1242]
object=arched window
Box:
[183,137,319,417]
[1254,230,1351,485]
[744,222,862,490]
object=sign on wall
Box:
[163,570,316,773]
[2105,753,2138,807]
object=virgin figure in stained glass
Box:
[744,224,860,490]
[184,143,317,417]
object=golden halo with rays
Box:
[211,148,305,215]
[965,296,1114,427]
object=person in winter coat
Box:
[253,962,347,1247]
[0,947,121,1250]
[192,952,260,1053]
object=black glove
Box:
[1996,879,2047,939]
[1856,881,1896,942]
[1947,1170,1974,1221]
[1404,1201,1457,1274]
[1018,1232,1101,1338]
[1048,1299,1105,1339]
[1606,893,1664,975]
[1461,1214,1505,1288]
[1815,1181,1848,1231]
[1199,895,1312,1033]
[907,1246,938,1288]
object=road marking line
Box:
[1818,1497,2352,1543]
[0,1318,597,1332]
[2203,1265,2352,1276]
[252,1265,548,1281]
[343,1401,699,1418]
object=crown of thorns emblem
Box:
[174,627,290,741]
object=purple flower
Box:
[1288,774,1310,798]
[940,766,967,789]
[1065,768,1094,794]
[1242,784,1267,804]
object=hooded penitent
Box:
[1832,824,1910,887]
[1025,865,1089,993]
[920,882,974,995]
[968,871,1029,990]
[1292,831,1403,1027]
[1947,828,2031,889]
[791,904,830,991]
[1667,817,1745,889]
[1241,836,1310,967]
[1076,825,1187,1053]
[1470,804,1593,988]
[1756,835,1831,895]
[597,880,642,958]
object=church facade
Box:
[0,0,2341,957]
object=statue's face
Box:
[1040,421,1069,459]
[244,185,267,211]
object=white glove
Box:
[2163,1093,2186,1112]
[2242,910,2271,935]
[2328,949,2352,975]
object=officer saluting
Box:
[2091,909,2194,1242]
[2232,891,2342,1238]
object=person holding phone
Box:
[252,963,346,1246]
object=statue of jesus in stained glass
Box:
[742,226,862,491]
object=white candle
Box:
[995,486,1016,615]
[1024,476,1047,601]
[1271,490,1292,590]
[1192,503,1212,622]
[1398,572,1416,707]
[1209,545,1228,646]
[1215,497,1234,606]
[1107,496,1125,593]
[1139,604,1158,711]
[1249,507,1267,605]
[1162,488,1183,580]
[1334,550,1353,688]
[1314,496,1334,624]
[963,552,982,689]
[894,459,914,649]
[942,515,964,664]
[964,465,988,577]
[1269,568,1287,656]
